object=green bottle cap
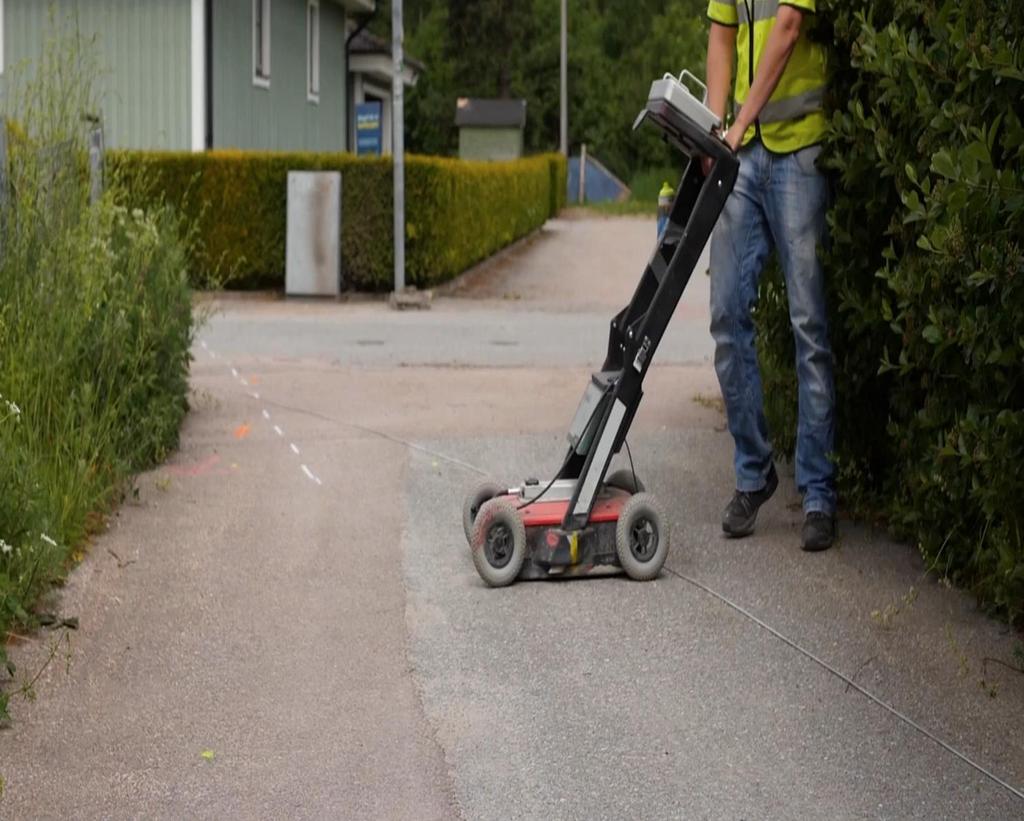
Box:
[659,181,675,198]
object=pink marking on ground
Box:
[164,453,225,478]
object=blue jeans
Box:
[709,140,836,515]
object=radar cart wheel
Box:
[463,481,506,544]
[604,468,645,494]
[615,492,669,581]
[471,498,527,587]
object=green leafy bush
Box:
[0,28,194,717]
[112,151,568,291]
[755,1,1024,621]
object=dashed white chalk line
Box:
[198,338,324,490]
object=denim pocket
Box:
[794,144,823,176]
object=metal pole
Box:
[578,143,587,204]
[560,0,568,156]
[0,119,7,263]
[88,125,105,205]
[0,119,8,212]
[392,0,405,292]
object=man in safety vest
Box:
[703,0,836,550]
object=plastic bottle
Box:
[657,181,675,239]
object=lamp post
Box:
[393,0,405,292]
[560,0,568,156]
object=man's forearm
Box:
[733,8,803,134]
[706,23,736,124]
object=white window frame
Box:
[307,0,320,103]
[253,0,271,88]
[191,0,205,150]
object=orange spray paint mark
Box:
[234,423,251,440]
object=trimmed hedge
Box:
[756,1,1024,622]
[111,151,568,291]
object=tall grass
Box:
[0,23,194,718]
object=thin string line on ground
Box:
[335,403,1024,799]
[663,565,1024,804]
[205,348,488,478]
[352,423,489,477]
[201,341,1021,802]
[257,397,488,477]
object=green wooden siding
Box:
[212,0,348,152]
[2,0,193,150]
[458,128,523,162]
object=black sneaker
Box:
[801,512,836,551]
[722,464,778,537]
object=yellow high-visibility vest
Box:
[706,0,827,153]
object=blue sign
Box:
[356,101,383,156]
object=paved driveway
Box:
[2,216,1022,819]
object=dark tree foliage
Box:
[398,0,708,180]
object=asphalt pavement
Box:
[1,215,1022,820]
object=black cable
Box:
[516,387,610,510]
[624,438,639,492]
[515,455,573,510]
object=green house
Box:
[455,98,526,162]
[0,0,418,153]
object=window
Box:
[307,0,320,102]
[253,0,271,87]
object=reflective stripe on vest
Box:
[735,86,824,124]
[729,0,828,150]
[736,0,779,25]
